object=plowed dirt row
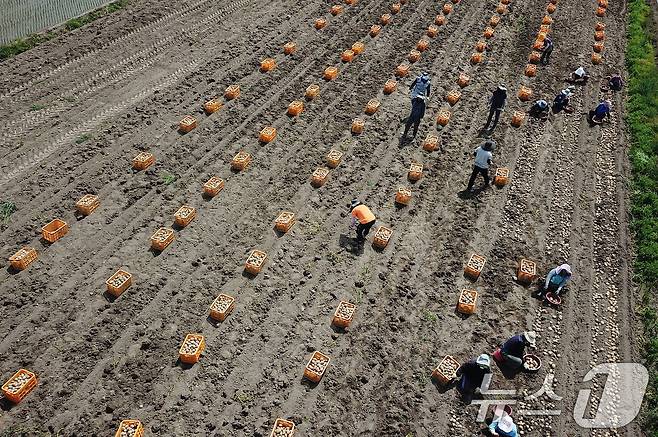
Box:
[0,0,639,436]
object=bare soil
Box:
[0,0,641,436]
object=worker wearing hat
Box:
[455,353,492,401]
[489,412,519,437]
[553,86,575,113]
[499,331,537,369]
[484,84,507,131]
[529,99,550,119]
[539,263,572,297]
[590,99,612,123]
[349,199,376,244]
[466,139,495,192]
[402,72,431,139]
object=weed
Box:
[353,287,362,304]
[305,219,323,236]
[0,201,16,223]
[75,133,92,144]
[327,251,343,264]
[29,103,45,111]
[422,309,438,323]
[233,390,253,406]
[161,172,176,185]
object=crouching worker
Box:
[496,331,537,370]
[589,100,611,124]
[538,263,572,298]
[528,99,549,119]
[456,354,492,402]
[607,73,623,91]
[552,86,575,113]
[568,66,589,84]
[488,413,519,437]
[349,199,376,244]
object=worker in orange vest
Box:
[349,199,376,243]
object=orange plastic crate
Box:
[323,66,339,81]
[179,115,197,133]
[9,247,37,271]
[287,100,304,116]
[408,49,421,63]
[132,151,154,170]
[595,22,605,31]
[471,52,483,64]
[203,176,225,197]
[408,163,423,181]
[496,3,507,14]
[209,293,236,322]
[174,205,196,228]
[542,15,553,24]
[436,109,451,127]
[259,126,277,143]
[364,99,380,115]
[395,187,411,205]
[260,58,276,72]
[528,51,541,64]
[2,369,37,404]
[311,167,330,188]
[332,301,356,328]
[283,42,296,55]
[373,226,392,249]
[224,84,240,100]
[380,14,391,25]
[390,3,401,13]
[305,84,320,100]
[304,351,330,383]
[594,30,605,41]
[114,420,144,437]
[245,250,267,275]
[341,49,355,63]
[457,73,470,88]
[494,167,510,186]
[475,40,486,53]
[432,356,460,384]
[442,3,453,14]
[269,419,295,437]
[518,86,533,101]
[427,25,439,38]
[416,38,430,52]
[75,194,100,216]
[370,24,382,37]
[446,90,461,106]
[532,39,544,50]
[315,18,327,29]
[275,211,296,233]
[231,151,252,171]
[204,99,223,114]
[150,227,174,251]
[593,42,604,53]
[525,64,537,77]
[547,3,556,13]
[435,14,446,25]
[423,134,439,152]
[395,63,410,77]
[42,219,68,243]
[106,269,132,297]
[330,4,344,15]
[348,42,363,58]
[511,111,525,128]
[383,79,397,94]
[483,27,494,39]
[591,52,603,65]
[489,15,501,27]
[465,253,486,280]
[179,334,205,364]
[351,118,365,134]
[457,289,478,314]
[326,149,343,168]
[517,258,537,285]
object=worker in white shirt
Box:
[466,140,494,191]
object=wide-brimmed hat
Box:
[498,84,507,91]
[497,414,515,433]
[350,199,361,210]
[476,353,491,368]
[557,263,572,275]
[523,331,537,347]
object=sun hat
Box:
[523,331,537,347]
[556,263,572,275]
[497,414,515,433]
[350,199,361,210]
[498,84,507,91]
[476,353,491,368]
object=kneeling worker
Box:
[498,331,537,370]
[349,199,376,243]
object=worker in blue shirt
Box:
[402,72,431,139]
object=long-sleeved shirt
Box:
[490,89,507,110]
[409,76,431,99]
[501,335,526,359]
[544,268,571,292]
[473,146,493,169]
[456,360,491,389]
[489,420,519,437]
[594,102,610,119]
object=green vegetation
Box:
[0,0,129,61]
[29,103,46,111]
[75,133,92,144]
[626,0,658,433]
[161,172,176,185]
[1,201,17,224]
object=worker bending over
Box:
[456,354,492,402]
[489,413,519,437]
[529,99,549,119]
[349,199,376,244]
[538,263,572,298]
[496,331,537,370]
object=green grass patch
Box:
[0,0,129,61]
[161,172,176,185]
[626,0,658,433]
[75,133,92,144]
[1,201,17,224]
[29,103,46,111]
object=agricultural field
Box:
[0,0,650,436]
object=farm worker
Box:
[499,332,537,369]
[489,413,519,437]
[456,354,492,400]
[402,72,431,138]
[539,36,553,65]
[466,140,494,191]
[569,66,589,83]
[528,99,549,118]
[539,263,572,297]
[608,73,623,91]
[552,86,575,113]
[349,199,376,243]
[589,99,611,123]
[483,85,507,131]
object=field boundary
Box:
[626,0,658,434]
